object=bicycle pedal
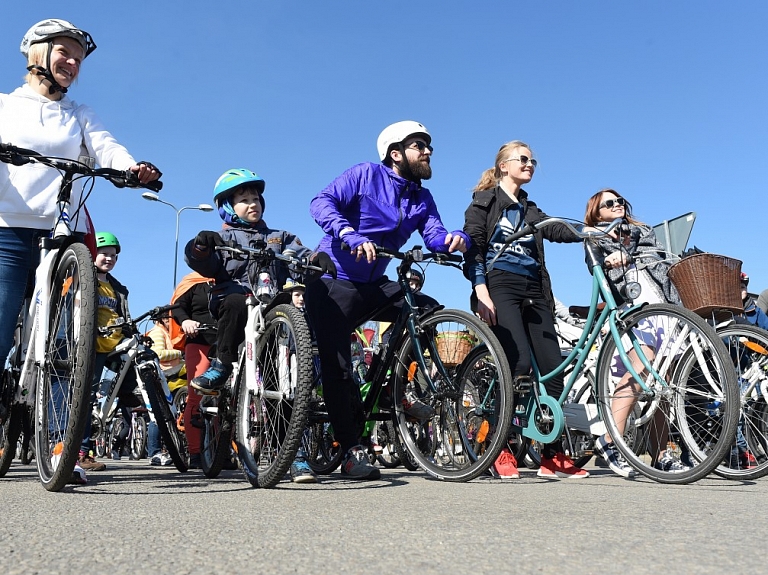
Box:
[513,376,533,393]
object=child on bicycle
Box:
[81,232,143,473]
[184,169,336,483]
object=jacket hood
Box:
[12,83,76,109]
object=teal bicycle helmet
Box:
[212,168,265,207]
[95,231,120,254]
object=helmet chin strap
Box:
[26,41,67,95]
[394,143,421,185]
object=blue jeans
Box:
[148,421,161,457]
[0,228,46,365]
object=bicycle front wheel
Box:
[234,304,313,488]
[143,366,188,472]
[596,303,739,484]
[392,309,514,482]
[712,323,768,480]
[35,243,96,491]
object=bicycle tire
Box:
[143,366,188,472]
[234,304,313,488]
[374,420,401,468]
[391,417,419,471]
[0,404,24,476]
[199,392,232,479]
[710,323,768,480]
[131,414,148,460]
[595,303,739,484]
[108,413,126,457]
[35,243,96,491]
[302,419,342,475]
[392,309,514,482]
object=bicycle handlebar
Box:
[215,242,324,274]
[0,142,163,192]
[98,304,179,335]
[340,242,464,265]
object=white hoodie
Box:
[0,84,136,232]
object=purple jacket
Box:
[310,162,469,283]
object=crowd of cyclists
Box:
[1,18,764,488]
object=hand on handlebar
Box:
[603,251,630,269]
[310,251,337,278]
[194,231,225,251]
[181,319,200,336]
[444,231,468,254]
[129,161,162,184]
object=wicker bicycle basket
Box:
[435,331,474,366]
[667,253,743,317]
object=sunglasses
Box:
[599,197,626,209]
[505,155,538,168]
[408,140,433,154]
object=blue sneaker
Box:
[290,451,317,483]
[341,445,380,480]
[190,359,232,395]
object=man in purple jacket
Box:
[305,120,469,480]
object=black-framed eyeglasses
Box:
[599,197,626,210]
[407,140,433,154]
[504,155,538,168]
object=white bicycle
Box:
[0,143,162,490]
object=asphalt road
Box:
[1,458,764,575]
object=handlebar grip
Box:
[144,179,163,192]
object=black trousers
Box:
[487,270,564,457]
[304,276,437,453]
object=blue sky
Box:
[2,2,767,319]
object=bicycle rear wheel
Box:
[0,404,24,476]
[35,243,96,491]
[595,303,739,484]
[143,365,188,472]
[392,309,514,481]
[711,323,768,480]
[199,391,233,479]
[131,414,148,460]
[234,304,313,488]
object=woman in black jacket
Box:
[463,140,586,480]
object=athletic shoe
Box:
[538,453,590,479]
[190,359,232,395]
[593,435,636,478]
[340,445,380,480]
[111,450,121,461]
[159,453,173,466]
[69,463,88,485]
[290,452,317,483]
[401,390,435,420]
[78,451,106,471]
[492,448,520,479]
[654,449,692,472]
[188,453,202,469]
[150,454,163,466]
[729,450,758,470]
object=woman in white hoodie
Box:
[0,18,161,366]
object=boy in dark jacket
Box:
[184,168,335,395]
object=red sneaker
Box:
[492,448,519,479]
[538,453,589,479]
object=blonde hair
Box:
[24,40,82,87]
[472,140,533,192]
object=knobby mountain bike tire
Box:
[35,243,96,491]
[595,303,739,484]
[711,323,768,480]
[392,308,514,482]
[199,390,233,479]
[143,367,188,472]
[234,304,313,488]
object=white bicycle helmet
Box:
[20,18,96,59]
[376,121,431,162]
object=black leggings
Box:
[487,270,564,458]
[304,276,437,453]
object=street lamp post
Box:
[141,192,214,287]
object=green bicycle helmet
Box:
[95,231,120,254]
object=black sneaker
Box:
[190,359,232,394]
[593,435,636,478]
[341,445,380,480]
